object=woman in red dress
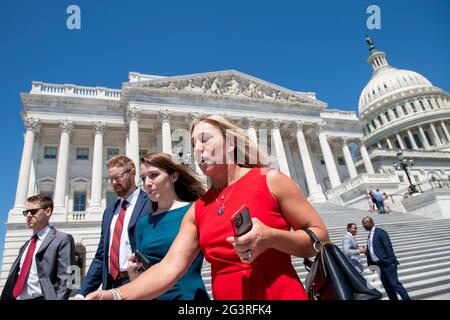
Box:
[87,115,329,300]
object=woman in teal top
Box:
[128,152,209,300]
[135,204,208,300]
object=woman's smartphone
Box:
[134,250,151,271]
[230,205,253,236]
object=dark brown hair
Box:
[140,152,206,204]
[27,194,53,212]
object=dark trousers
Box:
[106,275,130,289]
[379,263,411,300]
[376,200,386,214]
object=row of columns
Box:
[14,111,377,212]
[244,118,375,200]
[382,121,450,151]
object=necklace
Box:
[212,179,238,216]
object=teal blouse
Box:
[135,204,209,300]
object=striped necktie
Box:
[109,199,129,279]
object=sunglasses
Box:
[22,207,46,217]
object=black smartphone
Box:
[231,205,253,237]
[134,250,151,271]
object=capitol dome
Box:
[358,37,434,115]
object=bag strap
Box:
[303,228,322,271]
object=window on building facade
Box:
[413,133,423,148]
[403,137,412,150]
[393,108,399,118]
[419,100,426,111]
[410,102,417,112]
[337,157,345,165]
[401,105,408,115]
[139,149,148,158]
[76,148,89,160]
[385,112,390,122]
[40,191,53,199]
[73,192,86,212]
[398,175,404,183]
[44,146,57,159]
[428,99,433,109]
[320,158,325,165]
[424,131,434,146]
[107,148,120,160]
[394,140,400,149]
[377,115,383,125]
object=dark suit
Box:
[1,226,75,300]
[366,227,410,300]
[77,189,151,296]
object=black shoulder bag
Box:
[303,229,383,300]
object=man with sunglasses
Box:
[75,155,151,299]
[1,195,75,300]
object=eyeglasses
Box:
[105,169,132,183]
[22,207,46,217]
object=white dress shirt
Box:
[108,187,140,272]
[16,225,51,300]
[368,226,380,263]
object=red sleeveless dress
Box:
[195,167,308,300]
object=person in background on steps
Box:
[362,217,411,300]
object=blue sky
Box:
[0,1,449,266]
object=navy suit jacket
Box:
[366,227,399,267]
[77,189,151,296]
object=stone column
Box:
[405,102,413,114]
[269,119,291,177]
[160,109,173,155]
[243,117,258,145]
[430,97,439,109]
[373,117,381,129]
[407,129,419,150]
[359,140,375,174]
[291,121,326,201]
[316,124,341,188]
[385,137,393,149]
[418,126,431,149]
[396,133,405,150]
[89,122,105,212]
[396,105,405,117]
[14,118,41,210]
[430,123,443,146]
[380,113,388,124]
[127,107,141,183]
[341,138,357,179]
[441,121,450,142]
[388,109,396,120]
[54,120,74,212]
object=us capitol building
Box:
[1,38,449,287]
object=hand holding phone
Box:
[134,250,151,272]
[231,205,253,237]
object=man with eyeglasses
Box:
[1,195,75,300]
[342,223,366,274]
[75,155,151,299]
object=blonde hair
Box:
[140,152,206,202]
[189,115,269,168]
[106,155,136,170]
